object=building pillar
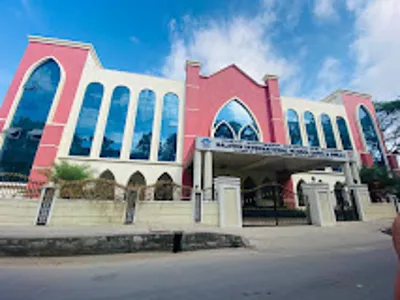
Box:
[343,162,354,186]
[203,151,213,200]
[193,150,202,190]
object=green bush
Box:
[43,161,94,183]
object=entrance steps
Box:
[364,203,397,220]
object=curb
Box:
[0,232,249,257]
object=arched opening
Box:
[336,117,353,150]
[212,99,260,141]
[296,180,306,207]
[320,114,337,148]
[154,172,174,201]
[358,105,385,165]
[98,170,115,200]
[0,59,61,177]
[304,111,320,147]
[286,109,302,145]
[126,171,146,201]
[158,92,179,162]
[334,182,346,207]
[243,177,257,207]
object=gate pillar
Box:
[302,183,336,227]
[214,177,242,228]
[347,184,370,221]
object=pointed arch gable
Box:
[239,124,259,141]
[213,120,235,139]
[99,169,115,181]
[154,172,174,201]
[127,171,146,186]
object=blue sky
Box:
[0,0,398,106]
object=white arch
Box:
[209,97,264,141]
[0,56,66,149]
[212,120,236,139]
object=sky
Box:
[0,0,399,107]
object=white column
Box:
[343,162,354,186]
[150,93,163,161]
[350,162,361,184]
[90,87,113,158]
[203,151,213,200]
[193,150,202,190]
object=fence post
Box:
[35,183,56,226]
[193,186,203,223]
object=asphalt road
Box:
[0,238,396,300]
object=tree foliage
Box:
[374,99,400,153]
[42,161,94,183]
[360,165,400,200]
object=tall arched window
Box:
[320,114,337,148]
[130,89,156,160]
[286,109,302,145]
[154,173,174,200]
[158,93,179,161]
[304,111,320,147]
[69,83,104,156]
[336,117,353,150]
[100,86,130,158]
[0,59,61,176]
[213,99,259,141]
[358,106,384,164]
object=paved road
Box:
[0,229,396,300]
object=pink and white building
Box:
[0,36,398,209]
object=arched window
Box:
[304,111,320,147]
[154,173,174,201]
[158,93,179,162]
[213,99,259,141]
[0,59,61,176]
[214,122,235,139]
[296,180,305,207]
[130,89,155,160]
[320,114,337,148]
[239,125,259,141]
[286,109,302,145]
[358,106,385,165]
[69,83,104,156]
[336,117,353,150]
[100,86,130,158]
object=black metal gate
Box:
[334,186,359,221]
[241,183,310,226]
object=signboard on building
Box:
[195,137,348,162]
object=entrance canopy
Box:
[195,137,350,174]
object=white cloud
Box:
[313,0,337,19]
[349,0,400,100]
[161,2,297,84]
[312,57,344,100]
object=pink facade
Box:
[0,39,89,181]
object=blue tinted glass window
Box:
[286,109,302,145]
[359,106,384,164]
[240,125,258,141]
[214,123,235,139]
[130,89,155,160]
[100,86,130,158]
[321,114,337,148]
[69,83,104,156]
[213,99,259,140]
[0,59,60,176]
[336,117,353,150]
[158,93,179,162]
[304,111,320,147]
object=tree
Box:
[360,165,400,201]
[42,161,94,183]
[374,99,400,153]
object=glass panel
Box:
[130,89,155,160]
[214,100,258,134]
[286,109,302,145]
[158,93,179,162]
[320,114,337,148]
[240,125,258,141]
[336,117,353,150]
[0,59,60,176]
[100,86,130,158]
[304,111,320,147]
[214,123,234,139]
[69,83,104,156]
[359,106,384,164]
